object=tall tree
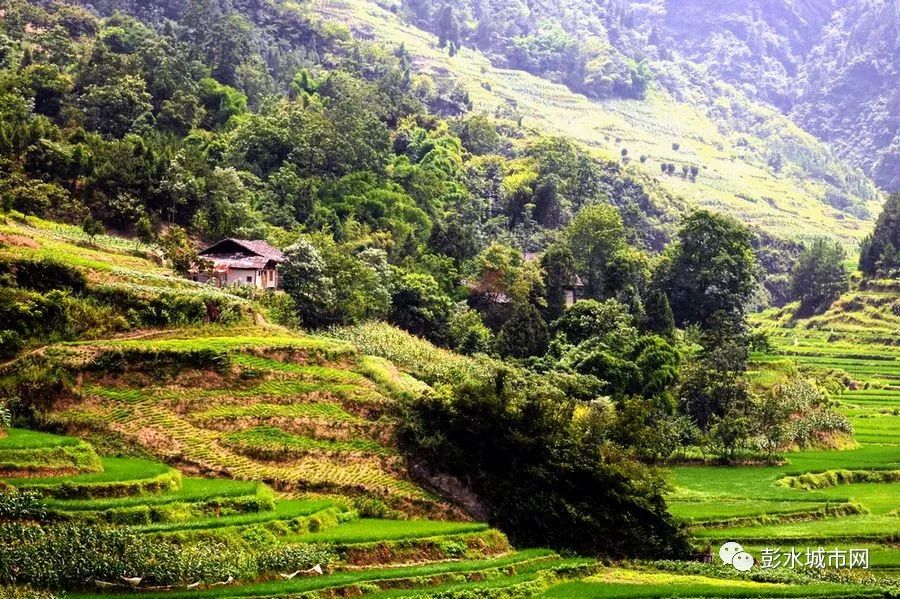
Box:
[661,211,756,328]
[790,238,848,315]
[496,301,549,358]
[540,244,576,321]
[643,288,675,338]
[563,204,628,300]
[859,192,900,277]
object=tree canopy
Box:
[791,238,848,316]
[859,193,900,278]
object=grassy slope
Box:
[309,0,881,245]
[0,216,248,302]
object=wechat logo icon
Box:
[719,541,754,572]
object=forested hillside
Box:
[393,0,898,191]
[656,0,898,191]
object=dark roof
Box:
[207,256,271,270]
[199,238,285,262]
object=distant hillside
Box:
[650,0,899,192]
[391,0,897,191]
[791,0,899,191]
[316,0,882,243]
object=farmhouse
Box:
[193,238,285,289]
[523,251,584,306]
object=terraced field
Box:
[6,429,886,598]
[0,215,251,309]
[663,285,900,573]
[25,330,446,516]
[8,335,893,598]
[1,430,544,596]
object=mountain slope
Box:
[657,0,898,191]
[313,0,881,244]
[792,0,899,191]
[387,0,897,191]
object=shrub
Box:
[448,308,493,355]
[0,259,86,294]
[0,490,45,520]
[87,347,229,376]
[90,286,245,328]
[0,585,59,599]
[400,362,691,558]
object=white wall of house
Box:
[225,268,259,287]
[194,267,280,289]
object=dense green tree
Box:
[435,4,461,50]
[450,114,500,155]
[532,175,563,228]
[678,313,753,439]
[428,215,481,264]
[540,244,576,321]
[281,239,335,328]
[564,340,641,397]
[552,299,636,348]
[563,204,629,300]
[631,335,680,404]
[135,214,155,247]
[611,397,685,460]
[448,307,493,355]
[401,363,691,557]
[192,167,263,240]
[198,77,247,129]
[678,355,752,437]
[157,225,198,276]
[790,237,848,315]
[81,215,103,244]
[496,301,549,358]
[642,288,675,338]
[755,384,794,461]
[661,211,756,328]
[76,75,152,138]
[390,273,453,343]
[859,193,900,277]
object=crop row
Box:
[190,402,363,423]
[222,426,393,458]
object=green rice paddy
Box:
[666,294,900,577]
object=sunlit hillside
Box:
[311,0,882,245]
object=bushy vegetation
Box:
[400,1,651,100]
[0,519,342,589]
[789,238,848,316]
[401,359,691,558]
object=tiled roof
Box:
[200,239,285,262]
[206,256,271,270]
